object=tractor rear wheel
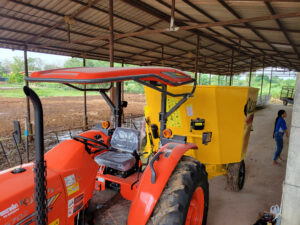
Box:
[147,156,209,225]
[226,160,245,192]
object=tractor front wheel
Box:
[147,156,209,225]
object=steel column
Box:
[82,55,88,130]
[229,49,234,86]
[194,35,200,83]
[260,56,265,97]
[249,57,253,87]
[24,45,32,140]
[209,73,212,85]
[269,66,273,95]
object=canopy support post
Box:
[269,66,273,96]
[209,73,211,85]
[260,55,265,98]
[229,49,234,86]
[24,45,33,141]
[194,34,200,84]
[82,54,88,130]
[249,57,253,87]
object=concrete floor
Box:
[207,104,293,225]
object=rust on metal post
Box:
[260,55,265,97]
[194,35,200,83]
[82,54,88,130]
[24,45,33,140]
[249,57,253,87]
[269,66,273,95]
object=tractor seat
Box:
[94,127,140,172]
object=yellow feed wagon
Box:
[144,85,258,191]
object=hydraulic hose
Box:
[23,86,47,225]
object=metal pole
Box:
[209,73,211,85]
[268,67,273,96]
[260,56,265,97]
[249,57,253,87]
[170,0,175,30]
[161,45,164,66]
[230,49,234,86]
[225,75,228,86]
[194,35,200,84]
[121,59,125,124]
[82,55,88,130]
[218,75,220,86]
[24,45,33,140]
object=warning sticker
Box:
[49,218,59,225]
[186,104,193,117]
[67,182,79,196]
[167,98,182,127]
[68,193,84,217]
[64,174,76,187]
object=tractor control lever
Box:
[150,151,164,184]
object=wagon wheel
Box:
[147,156,209,225]
[226,160,245,192]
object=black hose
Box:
[23,86,47,225]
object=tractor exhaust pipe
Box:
[23,86,47,225]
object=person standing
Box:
[273,110,289,165]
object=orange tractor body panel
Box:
[0,134,101,225]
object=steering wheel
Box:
[73,135,109,152]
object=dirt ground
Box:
[207,104,292,225]
[0,93,145,138]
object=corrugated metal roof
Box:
[0,0,299,73]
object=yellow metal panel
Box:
[144,85,258,166]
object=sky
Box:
[0,48,70,67]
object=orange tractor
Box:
[0,67,209,225]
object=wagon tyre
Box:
[226,160,245,192]
[147,156,209,225]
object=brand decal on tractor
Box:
[0,203,19,219]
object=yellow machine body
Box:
[144,85,258,179]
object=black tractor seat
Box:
[94,127,140,172]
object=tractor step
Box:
[88,189,131,225]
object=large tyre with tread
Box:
[226,160,245,192]
[147,156,209,225]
